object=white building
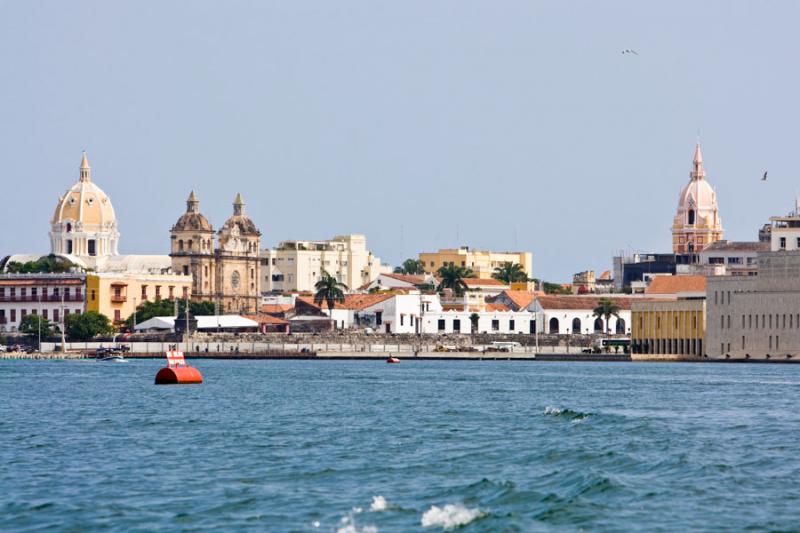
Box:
[530,295,634,335]
[261,234,385,293]
[0,273,86,333]
[360,272,437,292]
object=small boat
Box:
[97,355,128,363]
[386,356,401,364]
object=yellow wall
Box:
[87,273,192,324]
[419,249,533,279]
[632,300,706,355]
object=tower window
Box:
[688,209,695,225]
[67,240,73,254]
[178,240,184,252]
[88,240,96,256]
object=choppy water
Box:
[2,360,800,532]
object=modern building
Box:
[260,234,384,293]
[696,240,766,276]
[170,192,262,313]
[631,298,706,357]
[0,273,86,333]
[418,247,532,280]
[768,202,800,252]
[613,253,682,291]
[671,143,724,254]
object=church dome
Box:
[671,143,723,253]
[52,153,117,228]
[50,153,120,259]
[172,191,213,232]
[220,193,260,236]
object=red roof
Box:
[486,303,511,312]
[462,278,506,287]
[383,273,427,285]
[645,275,707,295]
[497,290,536,310]
[260,304,293,314]
[242,314,289,325]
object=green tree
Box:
[469,312,480,334]
[393,259,424,275]
[19,314,54,337]
[492,262,529,284]
[65,311,114,341]
[592,297,621,339]
[533,278,572,295]
[314,270,348,323]
[436,265,474,296]
[4,254,75,274]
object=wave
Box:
[337,510,378,533]
[370,495,388,512]
[421,503,484,529]
[544,406,590,421]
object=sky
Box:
[1,0,799,281]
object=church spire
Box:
[233,193,244,216]
[79,151,91,182]
[690,143,706,181]
[186,190,199,213]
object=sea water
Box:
[1,359,799,531]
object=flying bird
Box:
[762,171,768,181]
[622,49,639,55]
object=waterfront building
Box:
[440,278,509,312]
[360,272,437,292]
[0,273,86,333]
[170,192,262,313]
[530,295,635,335]
[3,154,192,326]
[260,235,384,293]
[671,143,724,254]
[631,298,706,357]
[86,272,192,325]
[418,247,532,280]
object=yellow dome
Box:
[51,155,117,227]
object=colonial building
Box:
[0,273,86,333]
[260,234,384,293]
[170,192,261,313]
[672,144,724,254]
[3,153,192,326]
[418,247,533,280]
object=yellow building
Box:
[631,299,706,357]
[86,272,193,325]
[419,247,532,280]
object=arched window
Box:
[616,318,626,334]
[572,317,582,334]
[178,240,184,252]
[688,209,695,225]
[188,240,193,251]
[549,317,560,334]
[66,223,72,233]
[594,318,604,333]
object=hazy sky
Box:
[1,1,798,281]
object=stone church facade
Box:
[170,192,261,313]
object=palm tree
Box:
[492,262,529,284]
[314,270,348,327]
[394,258,424,275]
[436,265,474,296]
[592,297,621,339]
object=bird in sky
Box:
[762,171,768,181]
[622,49,639,55]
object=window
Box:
[183,265,189,276]
[438,319,446,332]
[155,286,161,300]
[11,310,16,322]
[709,257,724,265]
[721,315,725,329]
[727,257,742,265]
[91,290,96,301]
[88,240,96,256]
[400,314,404,326]
[43,309,48,320]
[32,288,37,298]
[509,319,515,331]
[491,319,499,331]
[168,286,174,299]
[780,237,787,249]
[53,309,59,323]
[182,287,188,299]
[141,286,147,300]
[114,310,121,323]
[67,240,73,254]
[453,319,461,332]
[178,240,184,252]
[688,209,695,225]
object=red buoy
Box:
[386,356,401,364]
[155,351,203,384]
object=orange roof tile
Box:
[645,275,706,295]
[498,290,536,310]
[383,273,428,285]
[242,314,289,325]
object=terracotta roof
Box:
[598,270,612,281]
[463,278,506,287]
[297,293,394,311]
[261,304,293,314]
[383,273,427,285]
[498,290,536,310]
[242,314,289,325]
[535,295,638,310]
[645,275,707,295]
[486,303,511,312]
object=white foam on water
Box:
[544,406,562,415]
[421,503,483,529]
[337,513,378,533]
[352,506,363,514]
[312,521,320,528]
[370,495,388,512]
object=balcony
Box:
[0,295,84,303]
[111,295,127,303]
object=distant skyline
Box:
[2,1,799,281]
